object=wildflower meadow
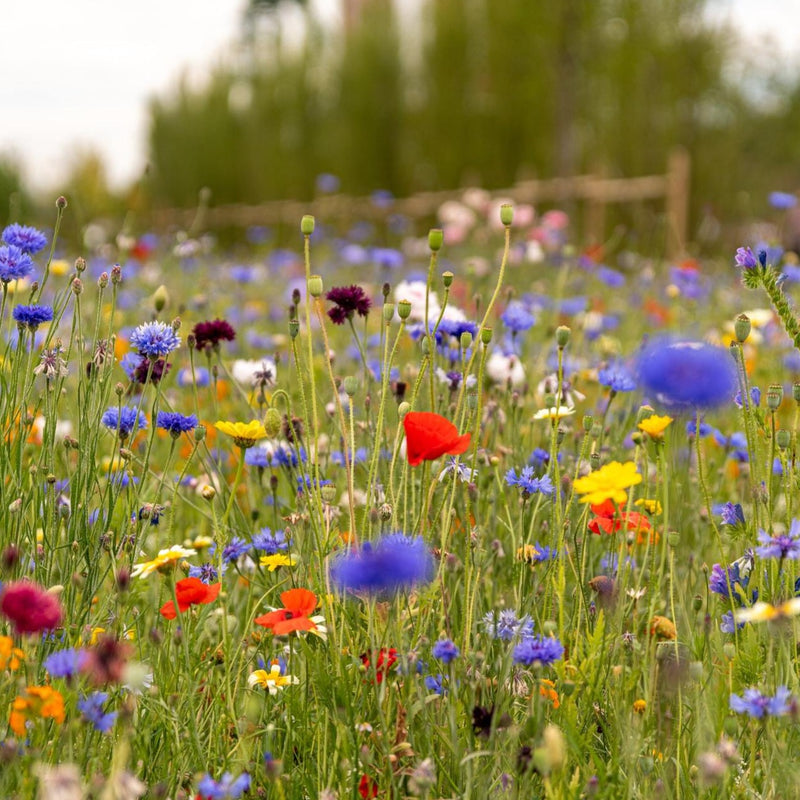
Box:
[3,196,800,800]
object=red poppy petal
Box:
[590,499,616,518]
[159,601,177,620]
[404,411,469,466]
[254,609,290,628]
[272,616,317,635]
[280,588,317,616]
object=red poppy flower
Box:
[0,581,63,634]
[160,578,221,619]
[403,411,471,466]
[588,499,651,537]
[254,588,319,635]
[358,774,379,798]
[360,648,398,683]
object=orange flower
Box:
[403,411,471,466]
[160,578,221,619]
[254,588,320,635]
[9,685,65,736]
[539,679,560,709]
[0,636,24,671]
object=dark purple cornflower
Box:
[133,357,171,385]
[730,687,792,719]
[0,245,34,282]
[734,247,759,270]
[2,224,48,254]
[325,285,372,325]
[432,639,460,663]
[330,533,434,596]
[512,635,564,667]
[755,522,800,560]
[12,304,53,331]
[77,692,117,732]
[192,319,236,353]
[156,411,198,437]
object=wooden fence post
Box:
[666,147,690,259]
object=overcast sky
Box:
[2,0,799,192]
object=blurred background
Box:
[3,0,800,250]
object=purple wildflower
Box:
[432,639,460,663]
[12,304,53,330]
[129,321,181,358]
[512,635,564,667]
[482,609,534,641]
[325,285,371,325]
[0,245,34,282]
[77,692,117,732]
[2,224,48,254]
[735,247,759,269]
[755,522,800,560]
[730,687,793,719]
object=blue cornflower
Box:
[735,247,759,270]
[177,366,210,387]
[734,386,761,408]
[730,687,793,719]
[600,553,636,576]
[0,245,34,282]
[101,406,148,437]
[756,522,800,560]
[769,192,797,209]
[197,772,251,800]
[129,320,181,358]
[77,692,117,733]
[210,536,252,564]
[2,224,48,254]
[424,674,447,695]
[720,610,745,633]
[598,363,637,393]
[482,609,534,641]
[528,542,558,562]
[596,266,625,287]
[505,467,554,497]
[252,528,288,554]
[686,419,716,438]
[635,337,737,412]
[188,562,223,583]
[330,533,434,596]
[501,302,536,332]
[12,304,53,330]
[44,647,88,679]
[709,553,752,600]
[512,635,564,667]
[528,448,551,469]
[156,411,198,437]
[432,639,460,663]
[316,172,340,193]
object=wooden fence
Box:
[151,148,690,257]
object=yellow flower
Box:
[635,498,662,515]
[215,420,267,449]
[638,414,673,440]
[131,545,197,579]
[533,406,576,421]
[260,554,297,572]
[50,259,69,277]
[734,598,800,624]
[191,535,214,550]
[633,699,647,714]
[649,615,677,640]
[572,461,642,505]
[247,661,299,695]
[9,686,65,736]
[0,636,25,671]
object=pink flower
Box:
[0,581,63,634]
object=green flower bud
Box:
[428,228,443,251]
[320,484,337,504]
[288,319,300,339]
[460,331,473,350]
[194,425,207,442]
[480,326,492,345]
[776,429,791,450]
[397,299,412,320]
[398,401,411,419]
[582,415,594,432]
[500,204,513,227]
[734,313,751,343]
[442,270,454,288]
[382,303,395,323]
[555,326,571,348]
[343,376,359,397]
[153,284,169,313]
[767,383,783,411]
[308,275,323,298]
[667,530,680,548]
[301,215,315,236]
[263,408,282,438]
[636,404,655,424]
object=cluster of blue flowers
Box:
[730,687,793,719]
[77,692,118,733]
[330,533,434,596]
[101,406,148,437]
[129,320,181,358]
[12,303,53,331]
[156,411,199,436]
[505,467,554,497]
[197,771,251,799]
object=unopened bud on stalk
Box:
[555,325,571,348]
[383,303,395,323]
[98,272,109,289]
[56,196,68,209]
[398,401,411,419]
[111,265,122,284]
[343,376,359,397]
[480,327,492,345]
[194,425,206,442]
[397,299,412,320]
[308,275,323,298]
[71,278,83,295]
[288,319,300,339]
[263,408,282,438]
[320,484,337,504]
[767,384,783,411]
[776,429,791,450]
[428,228,443,252]
[734,314,751,343]
[74,257,86,273]
[201,485,216,501]
[153,285,169,312]
[500,204,513,227]
[582,415,594,432]
[460,331,472,350]
[442,270,453,288]
[301,215,315,236]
